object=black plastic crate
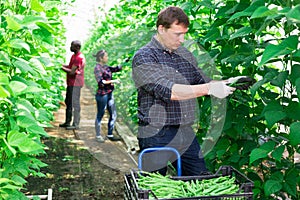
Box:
[124,165,254,200]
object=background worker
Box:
[59,40,85,130]
[93,50,127,142]
[132,6,236,176]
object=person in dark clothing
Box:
[93,50,123,142]
[59,40,85,130]
[132,6,235,176]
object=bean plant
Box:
[0,0,68,199]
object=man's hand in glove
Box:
[208,81,236,98]
[227,76,256,90]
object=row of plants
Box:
[0,0,69,199]
[82,0,300,199]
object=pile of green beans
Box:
[137,171,240,199]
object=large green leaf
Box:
[289,64,300,85]
[250,148,268,164]
[8,39,31,53]
[16,99,35,114]
[30,0,44,12]
[13,59,36,75]
[16,115,38,128]
[286,4,300,23]
[265,110,286,128]
[0,86,10,98]
[251,6,278,19]
[250,141,275,164]
[270,71,288,88]
[27,125,48,137]
[229,27,252,40]
[0,73,9,85]
[285,101,300,120]
[5,16,22,31]
[0,51,11,66]
[271,145,285,161]
[283,168,298,197]
[29,57,47,75]
[9,81,27,95]
[264,180,282,196]
[258,35,298,66]
[289,122,300,146]
[7,130,43,153]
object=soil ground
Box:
[24,86,138,200]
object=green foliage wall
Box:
[83,0,300,199]
[0,0,68,198]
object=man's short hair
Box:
[72,40,81,48]
[156,6,190,29]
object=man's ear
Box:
[157,25,164,34]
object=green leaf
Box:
[271,145,285,161]
[9,81,27,95]
[229,0,265,21]
[259,44,288,66]
[203,27,221,43]
[258,36,298,66]
[8,39,30,53]
[289,122,300,146]
[250,148,268,164]
[251,6,278,19]
[16,99,35,114]
[31,0,44,12]
[285,101,300,120]
[264,180,282,196]
[290,64,300,85]
[7,130,43,153]
[0,51,11,65]
[270,171,284,182]
[27,125,48,137]
[29,57,47,75]
[283,168,298,197]
[229,27,252,40]
[13,59,36,74]
[295,78,300,101]
[5,16,22,31]
[0,73,9,85]
[0,86,10,98]
[16,116,38,128]
[265,110,286,128]
[286,4,300,23]
[270,71,288,88]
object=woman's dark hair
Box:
[93,50,106,62]
[156,6,189,29]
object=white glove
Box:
[208,81,235,98]
[227,76,248,84]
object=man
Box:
[59,40,85,130]
[132,6,235,176]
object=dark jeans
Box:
[138,125,207,176]
[95,92,117,137]
[65,86,82,126]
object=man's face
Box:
[159,22,188,51]
[70,42,77,53]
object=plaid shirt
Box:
[94,63,122,95]
[132,36,211,127]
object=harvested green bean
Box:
[137,171,240,198]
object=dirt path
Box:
[52,86,138,171]
[25,86,138,199]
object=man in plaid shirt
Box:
[132,6,235,176]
